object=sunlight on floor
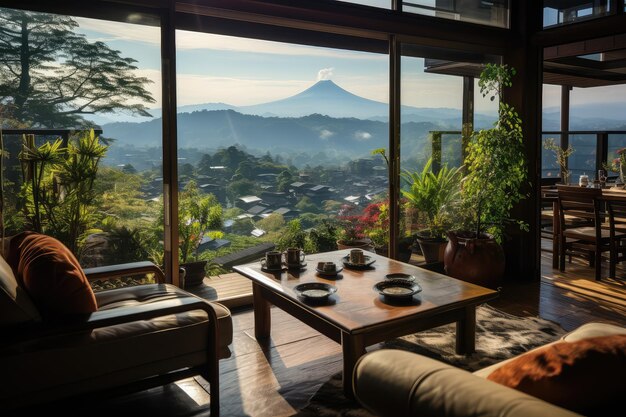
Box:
[174,377,210,406]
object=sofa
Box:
[353,321,626,417]
[0,232,232,416]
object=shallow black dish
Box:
[342,255,375,269]
[373,279,422,299]
[293,282,337,301]
[385,273,416,282]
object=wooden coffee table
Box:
[233,249,498,397]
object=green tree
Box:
[227,178,257,202]
[0,9,154,127]
[295,196,319,214]
[95,166,155,225]
[121,164,137,175]
[256,213,285,232]
[276,170,293,192]
[276,219,308,252]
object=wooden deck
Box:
[186,272,253,309]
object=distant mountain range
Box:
[102,110,438,161]
[96,80,626,164]
[95,80,487,126]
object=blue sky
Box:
[75,15,626,120]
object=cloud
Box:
[319,129,335,140]
[354,131,372,141]
[317,68,334,81]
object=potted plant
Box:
[178,181,223,287]
[336,204,375,252]
[605,147,626,185]
[360,200,413,262]
[444,63,528,289]
[401,157,462,264]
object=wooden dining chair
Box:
[556,185,609,280]
[603,194,626,279]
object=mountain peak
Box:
[294,79,360,99]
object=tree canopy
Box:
[0,9,155,128]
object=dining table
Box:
[542,184,626,269]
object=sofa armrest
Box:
[353,349,582,417]
[84,261,165,283]
[5,289,218,343]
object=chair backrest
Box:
[603,194,626,237]
[556,185,602,232]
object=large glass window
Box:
[0,8,163,271]
[175,30,388,272]
[399,51,465,263]
[403,0,510,28]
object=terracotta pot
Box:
[415,235,447,264]
[180,260,207,287]
[336,238,375,253]
[443,231,505,289]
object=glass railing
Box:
[543,0,612,28]
[542,131,626,185]
[331,0,510,28]
[403,0,510,28]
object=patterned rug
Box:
[292,303,566,417]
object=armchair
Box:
[0,233,232,416]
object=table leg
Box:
[253,282,271,340]
[341,332,366,399]
[455,306,476,354]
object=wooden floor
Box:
[26,242,626,417]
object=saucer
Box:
[315,264,344,277]
[285,261,307,270]
[342,255,375,269]
[261,265,286,273]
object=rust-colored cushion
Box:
[487,334,626,415]
[8,232,97,317]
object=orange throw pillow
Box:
[8,231,97,317]
[487,334,626,415]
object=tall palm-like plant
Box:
[18,129,107,253]
[401,157,462,239]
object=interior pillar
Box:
[502,0,543,282]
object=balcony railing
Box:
[542,130,626,184]
[428,129,626,184]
